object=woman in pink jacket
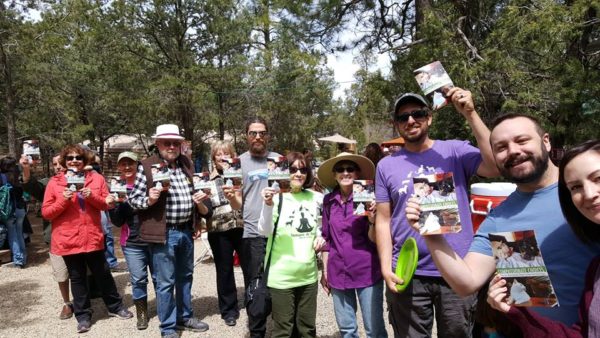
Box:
[42,144,132,333]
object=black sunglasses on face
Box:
[248,130,268,138]
[393,109,430,123]
[334,166,357,174]
[65,155,84,161]
[161,141,181,148]
[289,167,308,174]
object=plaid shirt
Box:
[129,162,194,225]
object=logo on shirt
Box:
[397,164,439,196]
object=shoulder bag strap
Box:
[264,192,283,279]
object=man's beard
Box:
[400,126,428,144]
[249,141,266,156]
[498,144,549,184]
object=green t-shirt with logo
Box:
[266,190,322,289]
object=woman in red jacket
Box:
[487,139,600,338]
[42,144,132,333]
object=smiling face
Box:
[213,149,232,171]
[490,117,550,184]
[334,161,359,189]
[394,102,432,145]
[289,159,307,189]
[65,152,85,171]
[564,150,600,225]
[117,158,137,180]
[156,138,182,163]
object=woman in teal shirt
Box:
[258,152,324,338]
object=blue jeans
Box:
[151,229,194,336]
[122,244,156,300]
[6,208,27,266]
[331,280,387,338]
[102,211,118,268]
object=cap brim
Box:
[394,93,429,114]
[317,153,376,189]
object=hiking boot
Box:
[176,317,209,332]
[108,308,133,320]
[77,320,91,333]
[59,303,74,320]
[134,298,149,330]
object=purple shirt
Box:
[375,140,481,276]
[322,189,382,289]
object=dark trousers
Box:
[63,250,123,323]
[207,227,244,320]
[386,275,477,338]
[270,282,318,338]
[241,236,267,338]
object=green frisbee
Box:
[395,237,418,292]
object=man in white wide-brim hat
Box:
[376,89,499,337]
[128,124,212,337]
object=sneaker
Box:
[162,333,179,338]
[224,317,236,326]
[176,317,209,332]
[108,308,133,320]
[77,320,91,333]
[60,303,74,320]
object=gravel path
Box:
[0,213,407,338]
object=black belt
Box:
[166,221,192,230]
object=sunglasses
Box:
[289,167,309,174]
[393,109,430,123]
[334,166,357,174]
[248,130,268,138]
[161,141,181,148]
[65,155,84,161]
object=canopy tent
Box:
[318,133,357,144]
[381,136,405,147]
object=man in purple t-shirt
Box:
[375,88,499,337]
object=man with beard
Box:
[223,116,280,338]
[375,89,499,337]
[129,124,212,337]
[405,113,599,326]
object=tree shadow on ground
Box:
[0,280,41,330]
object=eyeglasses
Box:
[161,141,181,148]
[393,109,430,123]
[65,155,84,161]
[289,167,309,174]
[248,130,268,138]
[334,166,357,174]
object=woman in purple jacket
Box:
[487,139,600,337]
[317,153,387,338]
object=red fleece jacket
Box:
[42,170,109,256]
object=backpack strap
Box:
[263,192,284,281]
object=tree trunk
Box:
[0,35,18,157]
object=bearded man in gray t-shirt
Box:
[223,116,279,338]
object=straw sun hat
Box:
[317,152,375,189]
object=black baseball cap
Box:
[393,93,429,114]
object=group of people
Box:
[2,83,599,338]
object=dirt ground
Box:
[0,212,409,338]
